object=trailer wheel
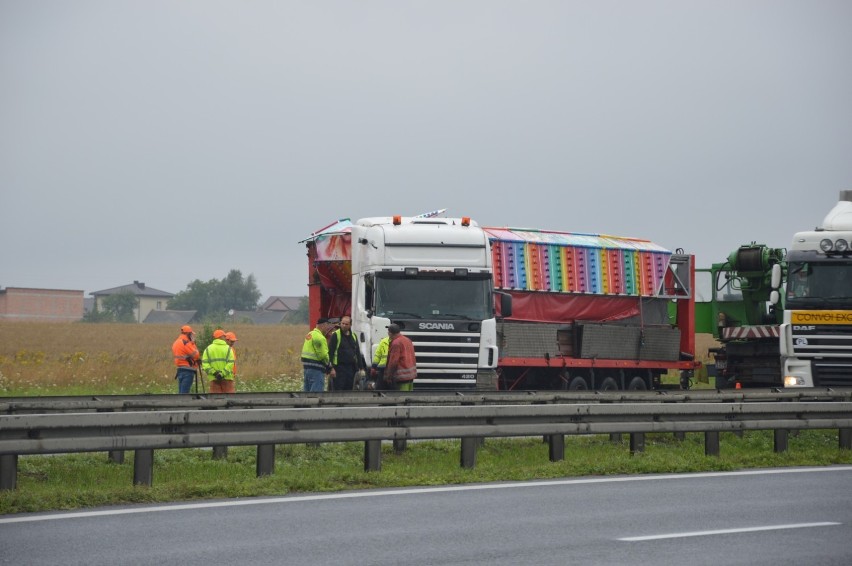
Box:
[566,376,589,391]
[598,377,618,391]
[627,376,647,391]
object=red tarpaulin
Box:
[499,290,640,323]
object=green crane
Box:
[695,244,786,388]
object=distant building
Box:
[142,310,198,325]
[0,287,84,322]
[261,296,304,322]
[90,281,174,323]
[228,309,289,325]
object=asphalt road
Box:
[2,466,851,565]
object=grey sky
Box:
[2,1,851,300]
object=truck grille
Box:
[405,329,481,388]
[791,325,852,386]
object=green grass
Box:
[3,430,850,515]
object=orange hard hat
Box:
[225,331,237,342]
[213,329,226,339]
[180,325,193,334]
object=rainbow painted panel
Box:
[485,227,671,297]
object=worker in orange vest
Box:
[385,323,416,391]
[225,331,238,379]
[172,325,200,394]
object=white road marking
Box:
[620,522,841,541]
[2,466,851,525]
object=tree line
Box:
[82,269,308,324]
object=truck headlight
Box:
[783,375,806,387]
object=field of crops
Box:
[0,322,309,395]
[0,321,721,396]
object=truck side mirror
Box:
[771,264,782,289]
[769,290,779,305]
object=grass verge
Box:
[3,430,851,515]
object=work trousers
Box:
[330,364,358,391]
[303,367,325,392]
[208,379,236,394]
[176,367,196,394]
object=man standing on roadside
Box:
[369,335,390,390]
[225,331,238,379]
[302,318,335,392]
[384,323,416,391]
[172,325,200,394]
[202,329,236,394]
[327,315,366,391]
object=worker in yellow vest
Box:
[369,335,390,390]
[301,318,335,392]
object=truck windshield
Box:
[374,276,492,320]
[787,261,852,306]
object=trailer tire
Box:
[627,376,647,391]
[598,377,618,391]
[566,376,589,391]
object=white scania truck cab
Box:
[349,215,503,390]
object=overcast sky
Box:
[2,1,851,301]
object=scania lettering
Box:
[420,322,456,330]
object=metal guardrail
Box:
[2,399,852,490]
[3,387,852,414]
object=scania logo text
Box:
[419,322,455,330]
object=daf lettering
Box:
[419,322,455,330]
[793,325,816,331]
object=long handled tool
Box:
[195,364,206,395]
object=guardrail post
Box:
[774,429,789,453]
[610,433,623,444]
[393,439,407,454]
[133,449,154,486]
[460,437,477,469]
[840,428,852,450]
[364,440,381,471]
[548,434,565,462]
[705,431,720,456]
[213,446,228,460]
[629,433,645,454]
[0,454,17,491]
[673,432,686,441]
[256,444,275,477]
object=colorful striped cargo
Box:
[482,227,672,297]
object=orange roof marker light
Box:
[393,215,402,225]
[461,216,470,226]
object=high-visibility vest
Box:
[301,327,330,371]
[172,335,200,368]
[201,339,235,381]
[372,337,390,369]
[330,328,361,366]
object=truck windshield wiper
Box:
[439,313,474,320]
[383,311,422,319]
